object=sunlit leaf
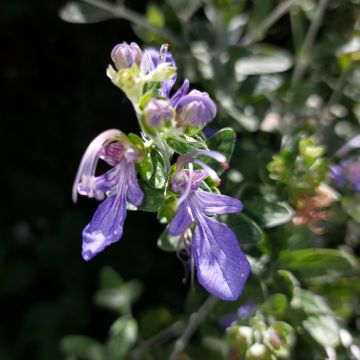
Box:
[107,317,138,359]
[138,181,164,212]
[279,248,358,283]
[157,227,180,252]
[59,2,113,23]
[235,45,293,76]
[244,197,294,228]
[218,212,265,246]
[166,135,208,154]
[205,128,236,175]
[60,336,106,360]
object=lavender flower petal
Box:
[329,164,346,187]
[126,163,144,206]
[192,216,250,301]
[336,134,360,157]
[141,47,177,97]
[195,191,243,215]
[168,202,194,235]
[170,79,190,107]
[82,185,127,261]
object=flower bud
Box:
[143,98,173,128]
[111,42,142,70]
[245,343,271,360]
[175,90,217,127]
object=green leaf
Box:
[94,280,143,313]
[157,227,180,252]
[262,293,289,318]
[59,2,113,23]
[166,135,208,154]
[218,212,265,246]
[99,267,124,289]
[166,0,201,22]
[157,195,177,224]
[149,148,167,189]
[205,128,236,175]
[107,317,138,360]
[279,249,358,283]
[244,197,294,228]
[60,336,106,360]
[291,288,340,346]
[302,315,340,348]
[337,36,360,71]
[275,270,299,298]
[235,45,293,76]
[138,181,164,212]
[291,288,331,315]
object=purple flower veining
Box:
[168,151,250,301]
[73,129,144,261]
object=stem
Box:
[129,321,185,360]
[291,0,330,87]
[242,0,297,45]
[319,68,350,122]
[169,296,219,360]
[82,0,181,45]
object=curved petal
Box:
[170,79,189,107]
[168,201,194,236]
[126,163,144,207]
[192,216,250,301]
[195,191,243,215]
[82,189,127,261]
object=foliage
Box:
[34,0,360,359]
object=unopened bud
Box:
[143,99,173,128]
[175,90,217,127]
[245,343,271,360]
[111,42,142,70]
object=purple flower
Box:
[329,164,346,187]
[331,160,360,193]
[330,134,360,193]
[168,151,250,301]
[111,42,142,70]
[141,44,177,98]
[73,129,144,261]
[143,98,174,128]
[219,300,256,328]
[175,90,217,127]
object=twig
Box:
[319,68,351,122]
[242,0,297,45]
[129,321,185,360]
[291,0,330,87]
[169,296,219,360]
[82,0,181,45]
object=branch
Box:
[82,0,181,45]
[291,0,330,87]
[242,0,297,45]
[129,321,185,360]
[169,296,219,360]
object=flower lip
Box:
[72,129,134,203]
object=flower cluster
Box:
[73,42,250,301]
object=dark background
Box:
[1,1,186,359]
